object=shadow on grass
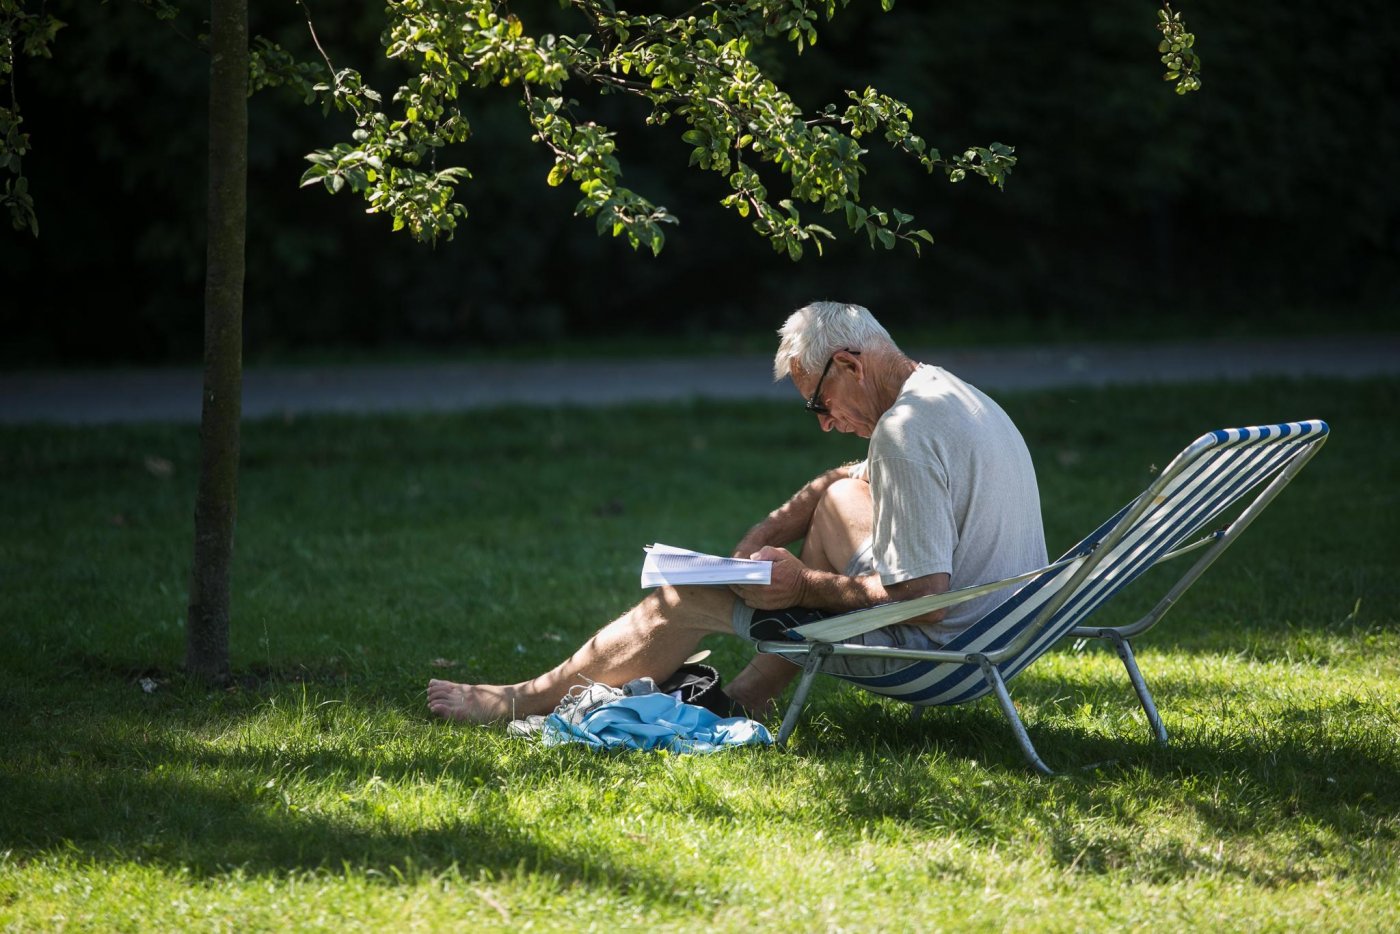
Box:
[2,763,686,899]
[1,685,701,902]
[755,677,1399,883]
[3,650,1395,893]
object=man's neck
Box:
[868,354,920,410]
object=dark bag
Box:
[656,663,743,718]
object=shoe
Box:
[552,680,625,727]
[507,714,547,738]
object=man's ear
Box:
[838,349,864,384]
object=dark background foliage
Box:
[3,0,1397,365]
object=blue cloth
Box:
[542,693,773,753]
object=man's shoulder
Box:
[878,367,991,434]
[875,365,1027,465]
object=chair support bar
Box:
[776,643,831,747]
[756,639,977,665]
[1156,531,1222,564]
[974,655,1053,775]
[1101,630,1167,745]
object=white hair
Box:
[772,302,899,381]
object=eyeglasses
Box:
[804,349,859,415]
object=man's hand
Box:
[730,534,767,560]
[730,546,809,610]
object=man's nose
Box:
[819,413,836,432]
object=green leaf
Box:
[288,0,1023,258]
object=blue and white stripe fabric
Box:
[785,420,1329,706]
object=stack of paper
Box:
[640,544,773,588]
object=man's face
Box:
[792,353,877,438]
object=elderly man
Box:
[428,302,1047,723]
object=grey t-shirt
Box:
[853,364,1048,641]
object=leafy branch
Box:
[296,0,1018,258]
[1,0,1204,247]
[1157,3,1202,94]
[0,0,62,234]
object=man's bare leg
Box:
[725,477,874,716]
[724,653,798,719]
[428,584,737,724]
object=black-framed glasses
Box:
[804,349,860,415]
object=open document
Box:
[640,544,773,588]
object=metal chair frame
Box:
[756,421,1330,774]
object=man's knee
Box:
[815,477,872,532]
[804,477,872,573]
[825,476,871,510]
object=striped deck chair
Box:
[758,420,1330,774]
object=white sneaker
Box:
[552,680,625,727]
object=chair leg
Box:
[1101,630,1168,745]
[974,655,1054,776]
[776,643,832,748]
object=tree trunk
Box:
[186,0,248,683]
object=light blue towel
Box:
[542,692,773,753]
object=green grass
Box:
[2,378,1397,931]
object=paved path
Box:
[2,335,1396,425]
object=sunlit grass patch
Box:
[1,377,1396,929]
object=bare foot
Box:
[724,687,778,722]
[426,679,520,724]
[725,654,796,722]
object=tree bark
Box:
[186,0,248,683]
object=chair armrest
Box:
[789,554,1082,643]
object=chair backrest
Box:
[836,420,1330,706]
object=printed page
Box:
[641,544,773,587]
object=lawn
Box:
[2,377,1397,931]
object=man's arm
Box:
[731,464,860,557]
[734,547,951,626]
